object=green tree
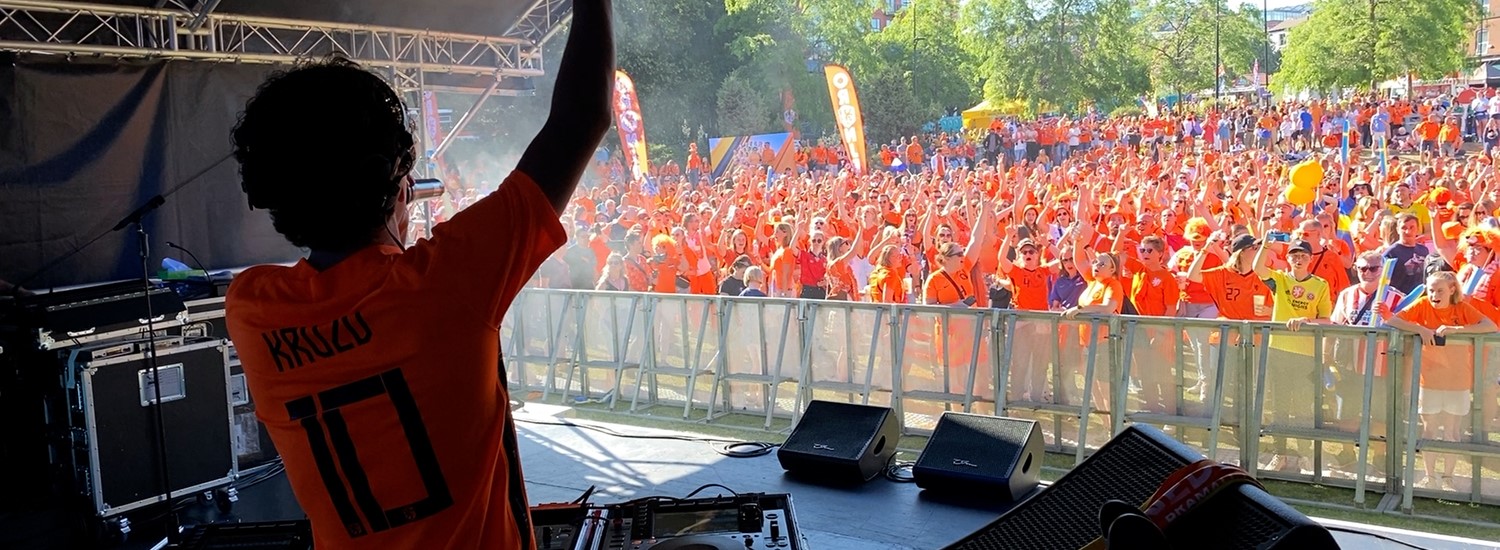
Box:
[867,0,978,121]
[613,0,734,158]
[960,0,1150,113]
[860,66,923,148]
[1137,0,1270,99]
[717,69,776,135]
[1279,0,1480,92]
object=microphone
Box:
[411,178,445,201]
[166,241,218,297]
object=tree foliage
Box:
[866,0,977,121]
[960,0,1150,114]
[717,69,775,136]
[1136,0,1271,97]
[860,67,924,147]
[1279,0,1480,92]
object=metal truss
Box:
[0,0,544,77]
[504,0,572,47]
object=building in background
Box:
[1472,0,1500,64]
[1267,17,1307,52]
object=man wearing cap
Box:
[1254,239,1332,473]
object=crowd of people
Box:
[461,92,1500,487]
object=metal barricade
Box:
[497,287,1500,509]
[1400,334,1500,510]
[638,294,717,417]
[890,304,994,433]
[500,290,579,397]
[995,312,1116,463]
[707,297,804,429]
[796,301,898,411]
[559,292,647,410]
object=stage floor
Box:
[71,408,1500,549]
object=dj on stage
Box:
[222,0,614,547]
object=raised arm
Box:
[516,0,615,215]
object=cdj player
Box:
[531,492,806,550]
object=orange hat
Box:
[1443,221,1466,241]
[883,211,903,227]
[1431,188,1453,205]
[1460,226,1500,251]
[1184,217,1211,240]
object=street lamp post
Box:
[910,0,917,97]
[1263,0,1271,106]
[1215,0,1222,113]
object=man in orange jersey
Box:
[223,1,613,548]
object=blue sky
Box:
[1260,0,1309,8]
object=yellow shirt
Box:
[1265,271,1332,355]
[1388,203,1431,230]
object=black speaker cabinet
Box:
[777,401,899,482]
[65,340,235,518]
[913,413,1041,502]
[943,424,1336,550]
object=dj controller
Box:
[530,492,806,550]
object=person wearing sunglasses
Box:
[1323,250,1406,471]
[1449,228,1500,429]
[1118,235,1181,413]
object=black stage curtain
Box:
[0,55,303,289]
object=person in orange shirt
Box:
[1123,235,1181,413]
[1414,117,1441,154]
[1387,272,1497,488]
[1438,117,1462,158]
[223,3,613,547]
[826,235,860,300]
[866,240,908,303]
[686,142,705,185]
[649,232,685,293]
[906,136,925,174]
[995,232,1058,402]
[621,229,651,292]
[679,212,718,294]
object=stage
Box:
[111,407,1500,549]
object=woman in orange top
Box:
[866,242,908,304]
[648,233,684,293]
[826,235,860,301]
[1063,245,1124,319]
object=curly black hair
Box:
[232,57,416,251]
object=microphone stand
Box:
[113,199,181,545]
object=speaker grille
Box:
[1165,484,1308,549]
[918,414,1030,474]
[945,428,1195,550]
[784,401,889,460]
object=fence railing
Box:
[500,288,1500,512]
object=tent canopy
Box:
[962,99,1036,128]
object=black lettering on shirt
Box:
[260,311,375,371]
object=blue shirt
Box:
[1371,113,1390,134]
[739,288,767,298]
[1299,110,1313,130]
[1049,273,1087,309]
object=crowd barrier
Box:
[499,288,1500,512]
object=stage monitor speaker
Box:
[942,424,1336,550]
[913,413,1041,502]
[777,401,898,482]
